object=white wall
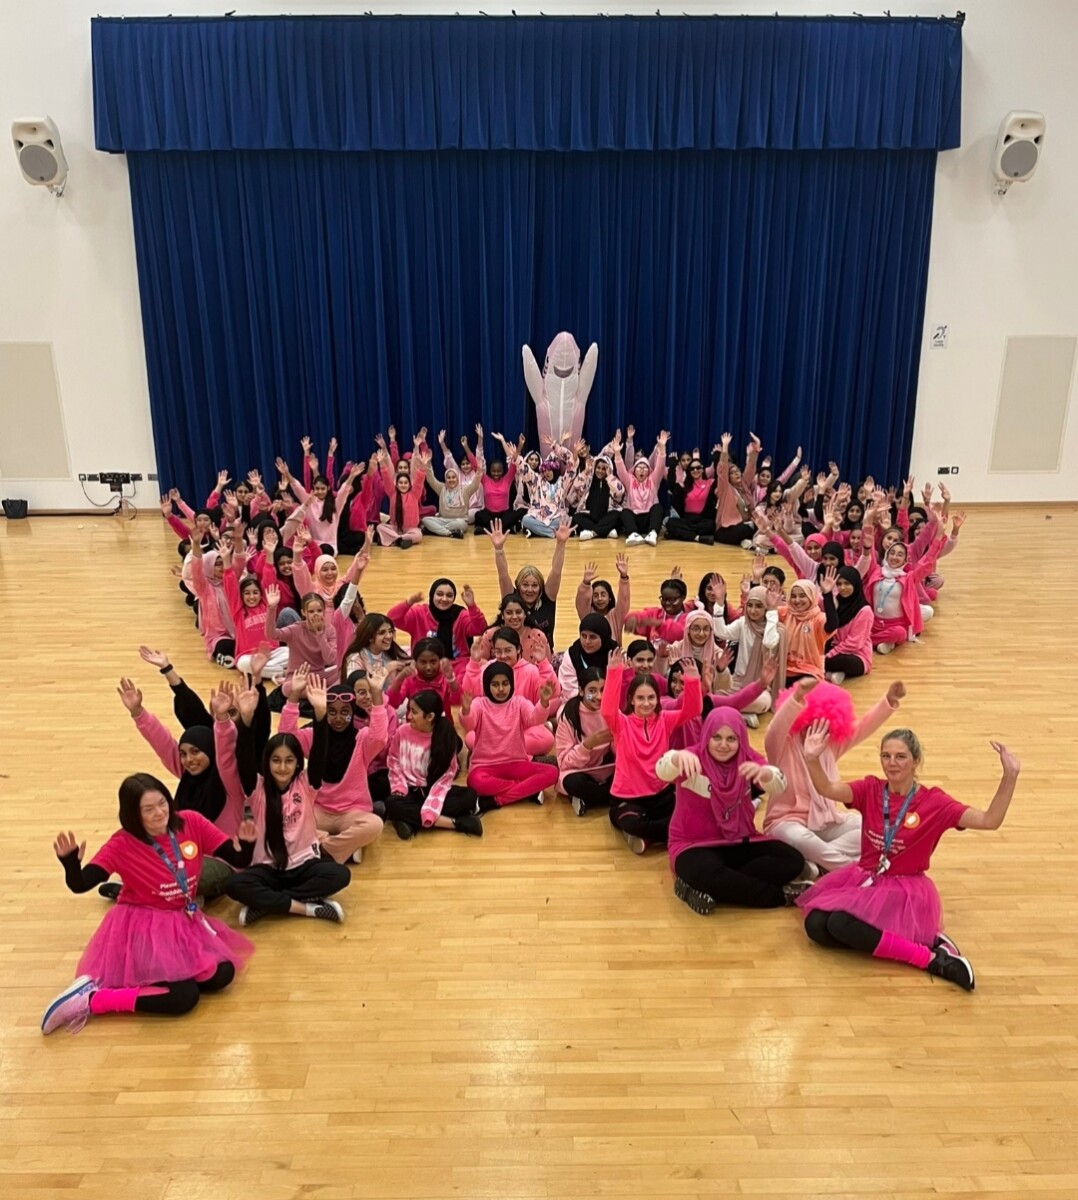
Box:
[1,0,1075,509]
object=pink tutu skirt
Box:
[77,903,254,989]
[797,864,942,945]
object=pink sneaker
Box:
[41,975,96,1035]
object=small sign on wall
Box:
[931,324,949,349]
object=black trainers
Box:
[311,900,345,923]
[674,876,716,915]
[453,814,483,837]
[934,931,962,957]
[451,529,464,539]
[238,906,267,927]
[570,796,587,817]
[371,800,387,819]
[477,796,499,813]
[533,755,558,766]
[393,820,415,840]
[927,945,975,991]
[782,880,814,906]
[98,883,121,902]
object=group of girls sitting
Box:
[41,425,1009,1038]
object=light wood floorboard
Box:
[1,508,1076,1199]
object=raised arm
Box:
[957,743,1021,830]
[802,720,854,805]
[546,522,570,600]
[490,521,514,599]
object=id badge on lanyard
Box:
[152,832,199,919]
[861,784,916,888]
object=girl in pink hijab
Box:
[656,707,804,914]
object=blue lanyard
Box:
[152,831,198,917]
[881,785,918,857]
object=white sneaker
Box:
[625,533,644,546]
[876,642,895,655]
[644,531,658,546]
[579,529,596,541]
[740,539,754,550]
[623,832,647,855]
[743,712,759,729]
[310,899,345,923]
[607,528,619,539]
[825,671,846,685]
[351,848,363,864]
[920,604,935,623]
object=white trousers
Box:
[769,812,863,870]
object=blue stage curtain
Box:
[127,148,936,498]
[93,15,962,153]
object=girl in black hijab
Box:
[820,565,873,683]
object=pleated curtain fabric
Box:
[94,16,961,498]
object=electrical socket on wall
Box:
[937,466,951,474]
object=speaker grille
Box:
[1000,140,1038,178]
[19,144,58,183]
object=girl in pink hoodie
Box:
[600,651,702,853]
[613,433,668,545]
[461,632,556,755]
[461,662,559,808]
[554,668,615,816]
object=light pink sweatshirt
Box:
[554,704,613,795]
[460,695,553,766]
[762,691,897,833]
[279,701,388,813]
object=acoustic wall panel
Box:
[989,335,1076,473]
[0,342,71,479]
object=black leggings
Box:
[620,505,664,537]
[713,521,756,546]
[609,787,676,842]
[135,961,236,1016]
[337,527,368,555]
[825,653,867,678]
[572,511,621,538]
[474,507,524,534]
[674,840,804,909]
[225,859,351,915]
[804,909,884,953]
[665,514,715,543]
[383,785,478,832]
[563,772,615,808]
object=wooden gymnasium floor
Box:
[1,507,1077,1200]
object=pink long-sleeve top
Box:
[280,701,388,813]
[379,463,426,531]
[289,483,344,551]
[190,554,235,656]
[222,571,279,660]
[345,473,376,533]
[600,664,702,798]
[388,725,460,825]
[213,718,322,869]
[460,694,553,766]
[385,669,462,715]
[461,656,556,705]
[660,681,766,750]
[826,605,874,672]
[444,448,484,514]
[478,460,517,512]
[770,533,822,583]
[554,705,613,795]
[626,605,687,644]
[267,611,340,693]
[574,576,631,643]
[386,599,488,663]
[614,453,667,513]
[132,708,244,839]
[762,690,897,834]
